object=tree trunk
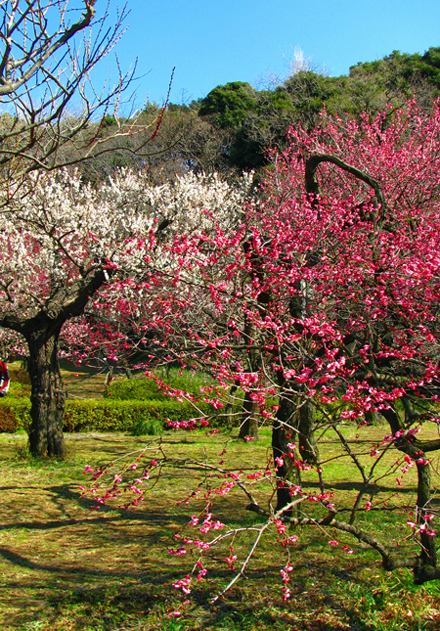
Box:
[238,391,260,440]
[382,406,439,583]
[414,460,437,582]
[272,394,301,515]
[0,269,106,458]
[26,325,65,458]
[298,399,319,465]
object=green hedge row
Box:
[0,397,212,434]
[0,398,31,432]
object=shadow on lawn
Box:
[0,481,253,533]
[0,545,182,578]
[0,550,380,631]
[303,479,418,495]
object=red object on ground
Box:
[0,362,10,396]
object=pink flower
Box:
[197,569,207,581]
[416,458,429,465]
[226,551,237,569]
[168,547,187,556]
[171,575,191,595]
[189,515,199,527]
[275,519,286,535]
[212,520,224,530]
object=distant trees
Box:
[70,45,440,180]
[193,47,440,172]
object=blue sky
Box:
[94,0,440,109]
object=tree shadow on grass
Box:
[0,480,252,535]
[304,479,419,495]
[0,553,381,631]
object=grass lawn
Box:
[1,423,440,631]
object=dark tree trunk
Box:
[382,405,439,583]
[239,391,260,440]
[298,399,319,465]
[26,325,65,458]
[272,394,301,515]
[414,460,437,582]
[0,269,106,458]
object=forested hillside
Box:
[78,46,440,179]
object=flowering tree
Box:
[240,101,440,584]
[0,169,254,457]
[0,0,176,457]
[0,170,152,456]
[84,101,440,594]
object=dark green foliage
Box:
[194,46,440,172]
[0,404,21,432]
[63,400,199,432]
[346,49,440,114]
[281,71,341,123]
[199,81,259,129]
[130,418,164,436]
[71,46,440,179]
[0,398,31,432]
[0,370,222,434]
[99,114,117,130]
[7,381,31,398]
[350,48,440,90]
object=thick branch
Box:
[305,153,387,214]
[0,266,106,335]
[286,514,417,571]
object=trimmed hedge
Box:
[7,382,32,398]
[0,398,31,432]
[63,399,207,432]
[0,397,210,433]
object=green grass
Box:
[2,363,440,629]
[0,425,440,630]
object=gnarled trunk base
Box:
[26,327,65,458]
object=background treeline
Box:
[72,46,440,180]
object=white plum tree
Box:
[0,167,254,456]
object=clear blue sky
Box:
[94,0,440,109]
